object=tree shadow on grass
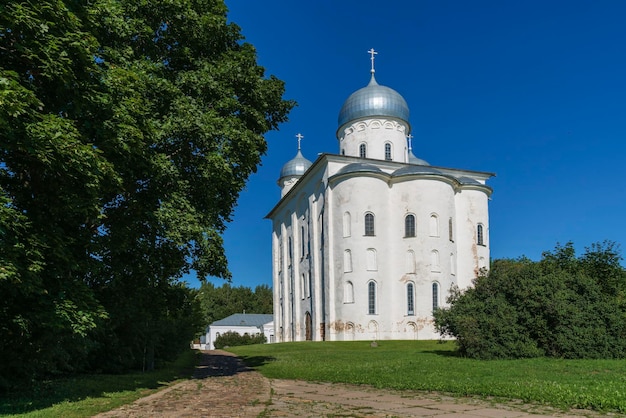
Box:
[423,350,463,358]
[235,355,276,369]
[0,351,252,415]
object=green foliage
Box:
[214,330,266,349]
[434,242,626,360]
[0,0,292,385]
[230,341,626,414]
[196,282,273,327]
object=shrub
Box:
[434,242,626,359]
[214,331,267,349]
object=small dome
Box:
[408,149,430,166]
[336,163,383,176]
[393,165,442,177]
[338,74,410,131]
[279,150,312,179]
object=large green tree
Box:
[434,242,626,359]
[0,0,292,385]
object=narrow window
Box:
[288,237,293,264]
[432,282,439,310]
[366,248,377,271]
[343,211,351,237]
[359,143,367,158]
[368,281,376,314]
[343,249,352,272]
[405,250,416,273]
[306,274,310,298]
[407,283,415,315]
[431,250,440,272]
[477,224,484,246]
[341,148,345,155]
[404,214,416,237]
[450,252,456,276]
[384,143,392,160]
[364,213,375,236]
[344,281,354,303]
[448,217,454,242]
[300,226,305,258]
[429,214,439,237]
[301,274,306,300]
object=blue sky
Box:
[186,0,626,289]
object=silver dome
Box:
[408,149,430,166]
[279,150,312,179]
[338,74,410,130]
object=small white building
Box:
[204,313,274,350]
[267,52,494,343]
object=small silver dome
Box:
[338,74,410,130]
[280,150,312,179]
[408,149,430,166]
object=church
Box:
[266,50,494,342]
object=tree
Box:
[434,242,626,360]
[1,0,292,384]
[196,282,273,327]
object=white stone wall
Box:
[269,155,492,343]
[338,118,408,162]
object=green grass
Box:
[228,340,626,414]
[0,350,198,418]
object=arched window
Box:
[343,211,351,237]
[431,250,440,272]
[288,237,293,264]
[364,213,375,236]
[477,223,484,246]
[344,281,354,303]
[404,214,416,237]
[405,250,416,273]
[300,225,305,258]
[305,274,310,298]
[407,283,415,315]
[359,143,367,158]
[450,252,456,276]
[384,143,392,160]
[343,249,352,272]
[368,281,376,314]
[366,248,377,271]
[429,214,439,237]
[432,282,439,310]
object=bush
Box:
[214,331,267,349]
[434,242,626,359]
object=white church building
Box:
[266,50,494,342]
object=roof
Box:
[279,149,312,179]
[210,313,273,328]
[337,74,410,134]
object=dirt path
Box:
[95,350,620,418]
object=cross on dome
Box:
[367,48,378,74]
[296,133,304,150]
